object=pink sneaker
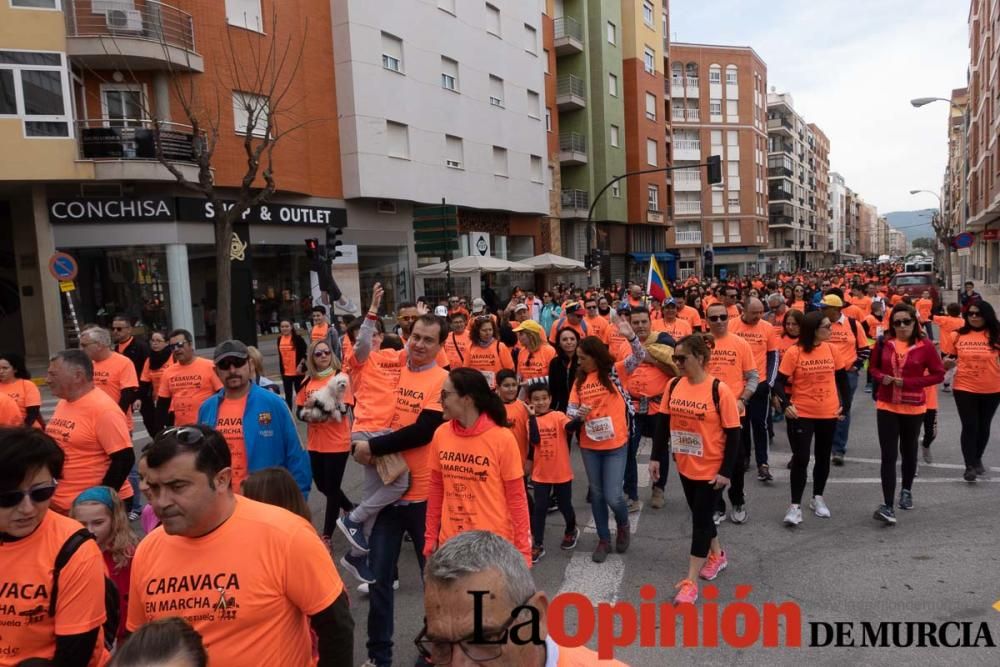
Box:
[673,579,698,604]
[698,551,728,580]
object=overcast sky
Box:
[670,0,970,214]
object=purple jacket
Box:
[869,336,945,406]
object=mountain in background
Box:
[884,209,937,241]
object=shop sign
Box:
[49,196,346,227]
[982,229,999,241]
[176,198,346,227]
[49,197,176,223]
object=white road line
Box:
[827,477,1000,484]
[841,455,1000,473]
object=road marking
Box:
[840,455,1000,473]
[827,477,1000,484]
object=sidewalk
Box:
[944,273,1000,310]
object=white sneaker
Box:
[810,496,831,518]
[356,580,400,595]
[783,504,803,526]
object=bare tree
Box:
[930,212,954,289]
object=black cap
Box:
[213,339,249,363]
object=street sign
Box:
[953,232,975,249]
[958,247,971,257]
[983,229,999,241]
[59,280,75,292]
[48,252,78,281]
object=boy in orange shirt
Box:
[933,303,964,391]
[915,290,934,340]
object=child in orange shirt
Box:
[915,290,934,340]
[525,383,578,563]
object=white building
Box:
[829,171,846,255]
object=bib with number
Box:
[585,416,615,442]
[672,430,704,457]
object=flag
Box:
[646,256,670,302]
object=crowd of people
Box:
[1,263,998,666]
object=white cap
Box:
[434,305,449,317]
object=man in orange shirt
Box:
[721,286,743,321]
[822,292,871,464]
[582,297,611,342]
[80,326,139,418]
[131,425,353,666]
[729,298,778,481]
[915,290,935,340]
[548,302,587,344]
[653,298,694,339]
[156,329,223,431]
[111,314,149,385]
[678,292,704,332]
[44,350,134,513]
[310,306,331,342]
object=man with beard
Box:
[156,329,223,431]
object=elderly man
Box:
[764,293,788,328]
[728,298,778,481]
[421,531,625,666]
[80,326,139,417]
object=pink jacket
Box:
[869,337,945,406]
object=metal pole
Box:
[64,291,81,344]
[443,196,452,298]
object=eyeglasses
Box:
[707,314,729,322]
[414,595,534,664]
[313,349,332,358]
[892,318,914,326]
[586,305,598,310]
[673,354,688,365]
[216,357,248,371]
[158,425,206,445]
[440,389,456,402]
[111,326,126,331]
[0,482,58,509]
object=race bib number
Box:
[480,370,496,388]
[672,430,704,457]
[585,416,615,442]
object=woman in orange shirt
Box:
[569,336,633,564]
[276,319,307,411]
[650,333,741,605]
[944,301,1000,482]
[0,352,43,428]
[773,311,849,526]
[513,321,556,391]
[465,316,514,389]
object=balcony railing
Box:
[556,75,586,108]
[675,201,702,215]
[65,0,195,52]
[553,16,583,48]
[671,107,686,121]
[675,140,701,151]
[76,119,198,161]
[559,132,586,154]
[686,108,700,121]
[675,229,702,244]
[675,171,701,183]
[561,188,589,211]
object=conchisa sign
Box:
[48,196,345,227]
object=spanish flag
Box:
[646,256,670,302]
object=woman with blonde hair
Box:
[246,345,281,395]
[513,320,556,391]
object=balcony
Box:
[671,107,686,122]
[556,75,586,111]
[770,215,794,228]
[674,229,702,244]
[553,17,583,55]
[686,78,700,97]
[686,108,700,121]
[560,189,589,218]
[559,132,587,166]
[670,81,684,98]
[674,170,702,191]
[769,188,794,202]
[76,119,201,181]
[65,0,203,72]
[674,139,701,161]
[675,200,702,216]
[767,116,794,135]
[767,165,793,178]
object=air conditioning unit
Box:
[106,9,143,32]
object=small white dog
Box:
[300,372,351,422]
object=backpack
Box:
[666,376,721,415]
[50,528,121,650]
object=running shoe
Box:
[128,509,142,522]
[548,497,559,514]
[922,446,933,464]
[673,579,698,605]
[592,539,611,563]
[336,515,369,553]
[899,489,913,510]
[964,467,978,482]
[627,499,642,513]
[340,553,376,584]
[873,504,897,525]
[650,487,665,509]
[942,383,951,393]
[615,522,631,553]
[532,546,545,564]
[864,383,873,393]
[831,453,845,466]
[712,510,726,526]
[783,504,803,526]
[974,461,987,476]
[561,527,580,550]
[810,496,831,518]
[357,580,399,595]
[730,504,748,524]
[757,464,773,482]
[698,551,728,581]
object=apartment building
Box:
[944,87,968,281]
[889,228,908,256]
[1,0,344,360]
[857,201,878,258]
[667,43,769,279]
[809,123,831,264]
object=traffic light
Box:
[584,252,593,270]
[706,155,722,185]
[326,226,344,259]
[593,248,603,266]
[305,238,320,261]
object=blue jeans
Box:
[127,465,143,511]
[366,501,426,667]
[581,445,629,541]
[832,370,859,455]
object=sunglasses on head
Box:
[0,482,58,509]
[216,357,248,371]
[707,314,728,322]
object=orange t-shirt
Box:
[465,341,514,388]
[653,317,693,340]
[391,363,448,502]
[349,347,404,433]
[827,317,869,370]
[863,314,885,341]
[875,341,926,416]
[443,331,471,369]
[278,335,299,376]
[659,376,741,481]
[140,357,174,402]
[775,334,798,356]
[503,399,531,464]
[677,304,703,332]
[933,315,965,355]
[91,351,139,404]
[530,410,572,484]
[951,329,1000,394]
[216,394,249,492]
[843,304,865,322]
[583,316,610,342]
[548,319,585,345]
[428,422,525,548]
[516,344,556,384]
[0,511,108,667]
[779,343,841,419]
[0,392,22,426]
[1,378,41,424]
[705,333,756,399]
[45,388,134,512]
[158,357,224,427]
[603,328,632,361]
[915,299,933,323]
[789,300,807,314]
[615,360,670,415]
[852,295,873,316]
[310,322,329,342]
[569,372,628,450]
[128,496,343,667]
[890,294,903,306]
[296,375,352,453]
[728,319,777,384]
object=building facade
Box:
[667,43,769,279]
[944,87,969,282]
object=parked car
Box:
[889,272,940,311]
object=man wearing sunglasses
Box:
[155,329,223,433]
[821,291,871,466]
[0,428,111,667]
[110,314,149,381]
[196,340,311,497]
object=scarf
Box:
[317,367,336,378]
[148,346,173,371]
[451,412,496,436]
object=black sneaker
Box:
[832,453,845,466]
[340,553,376,584]
[561,527,580,550]
[899,489,913,510]
[757,464,773,482]
[531,545,545,564]
[964,467,978,482]
[974,461,987,476]
[873,504,897,525]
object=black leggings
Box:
[953,390,1000,467]
[282,375,303,411]
[679,474,717,559]
[876,409,922,505]
[922,409,937,449]
[309,451,355,537]
[787,417,836,504]
[531,481,576,547]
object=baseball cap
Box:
[564,301,584,316]
[513,303,528,313]
[663,297,678,307]
[434,305,448,317]
[472,298,487,313]
[820,294,844,308]
[513,320,544,336]
[213,339,249,363]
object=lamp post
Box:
[909,189,951,289]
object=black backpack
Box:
[667,376,721,414]
[50,528,121,650]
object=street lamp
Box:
[909,189,950,289]
[910,97,952,108]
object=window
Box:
[225,0,262,32]
[709,99,722,118]
[531,155,543,182]
[728,192,740,211]
[646,138,657,166]
[232,91,269,138]
[381,33,403,73]
[712,191,724,213]
[11,0,59,8]
[545,108,552,131]
[543,49,550,74]
[527,90,540,118]
[441,57,458,91]
[608,73,618,97]
[523,24,537,53]
[611,182,621,198]
[709,66,721,84]
[438,0,456,14]
[727,160,739,179]
[727,130,738,147]
[645,92,656,120]
[713,220,725,243]
[445,134,463,169]
[642,0,654,26]
[647,184,659,211]
[486,3,501,36]
[607,21,617,45]
[726,65,738,85]
[493,146,508,176]
[101,85,145,127]
[726,99,738,121]
[0,50,69,136]
[643,48,655,74]
[489,75,504,107]
[610,124,620,147]
[387,121,409,159]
